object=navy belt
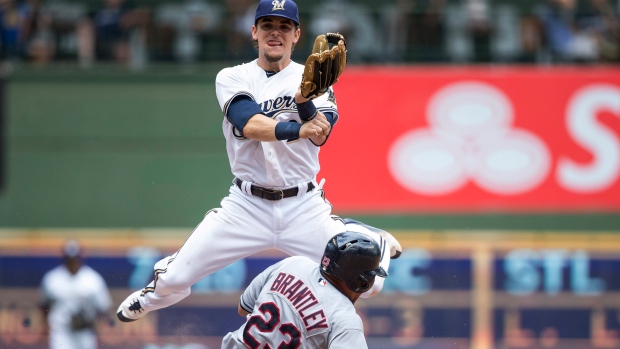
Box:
[234,178,315,201]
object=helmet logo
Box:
[321,256,330,270]
[272,0,286,11]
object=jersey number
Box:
[243,302,302,349]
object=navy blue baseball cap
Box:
[255,0,300,26]
[62,239,82,258]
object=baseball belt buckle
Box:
[262,188,284,201]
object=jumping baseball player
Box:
[222,231,387,349]
[117,0,401,323]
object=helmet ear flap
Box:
[344,274,371,293]
[358,275,370,293]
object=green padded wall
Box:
[1,69,619,230]
[0,71,233,227]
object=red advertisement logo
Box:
[319,67,620,213]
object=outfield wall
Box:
[0,66,619,229]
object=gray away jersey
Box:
[222,256,368,349]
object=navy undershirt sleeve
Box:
[308,111,337,147]
[227,95,263,135]
[323,112,336,128]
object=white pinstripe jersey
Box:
[215,59,338,188]
[222,256,368,349]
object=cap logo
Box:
[272,0,286,11]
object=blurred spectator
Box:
[444,0,494,62]
[380,0,414,62]
[44,0,89,63]
[223,0,255,60]
[466,0,493,62]
[93,0,133,63]
[308,0,381,63]
[0,0,23,61]
[154,0,222,63]
[514,0,547,62]
[537,0,600,62]
[39,239,113,349]
[77,0,149,68]
[578,0,620,61]
[2,0,617,66]
[20,0,55,65]
[382,0,447,62]
[489,1,524,62]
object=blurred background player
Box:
[39,239,113,349]
[222,231,388,349]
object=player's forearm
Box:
[243,114,279,141]
[237,303,250,317]
[244,114,328,142]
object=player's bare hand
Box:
[312,113,331,133]
[300,115,330,138]
[299,121,323,139]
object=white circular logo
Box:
[388,81,551,196]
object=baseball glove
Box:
[300,33,347,100]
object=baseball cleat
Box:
[381,231,402,259]
[117,290,148,322]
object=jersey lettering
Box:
[260,96,297,118]
[275,274,295,293]
[243,302,280,348]
[279,323,302,349]
[268,272,329,332]
[282,280,304,298]
[242,302,302,349]
[289,287,312,307]
[303,309,328,331]
[271,273,287,292]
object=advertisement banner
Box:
[319,67,620,213]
